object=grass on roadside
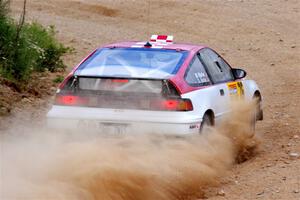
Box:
[0,0,71,83]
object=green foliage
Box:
[22,23,71,72]
[0,16,30,80]
[53,75,64,83]
[0,1,71,81]
[0,0,10,19]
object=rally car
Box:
[47,35,263,135]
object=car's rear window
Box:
[75,48,188,79]
[78,78,163,93]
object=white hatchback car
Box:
[47,35,263,135]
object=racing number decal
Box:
[227,81,244,99]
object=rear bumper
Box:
[47,118,201,135]
[47,106,202,135]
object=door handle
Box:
[219,89,225,96]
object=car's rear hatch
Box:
[55,76,193,112]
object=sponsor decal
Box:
[189,123,201,129]
[227,81,244,99]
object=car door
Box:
[198,48,238,118]
[182,55,217,120]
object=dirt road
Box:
[7,0,300,199]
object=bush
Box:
[22,23,71,72]
[0,0,70,81]
[0,16,31,80]
[0,0,9,19]
[53,75,64,83]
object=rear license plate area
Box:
[100,122,128,135]
[77,120,128,135]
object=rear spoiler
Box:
[74,75,171,81]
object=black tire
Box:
[200,113,213,133]
[249,96,261,137]
[255,96,263,120]
[249,108,256,137]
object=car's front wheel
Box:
[249,95,262,137]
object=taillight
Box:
[55,95,88,106]
[155,99,193,111]
[163,99,179,110]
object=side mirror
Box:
[232,68,247,79]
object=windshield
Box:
[75,48,188,79]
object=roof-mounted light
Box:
[150,35,174,44]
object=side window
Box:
[199,48,234,83]
[185,56,210,86]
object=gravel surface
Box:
[4,0,300,199]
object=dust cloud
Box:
[0,101,259,200]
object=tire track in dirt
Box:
[29,0,119,19]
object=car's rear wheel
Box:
[200,113,214,133]
[249,95,261,137]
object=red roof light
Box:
[157,35,168,40]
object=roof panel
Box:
[103,41,206,51]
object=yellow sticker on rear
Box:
[227,81,244,99]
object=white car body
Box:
[47,80,260,135]
[47,36,263,135]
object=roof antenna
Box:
[144,41,152,47]
[144,0,152,47]
[146,0,150,39]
